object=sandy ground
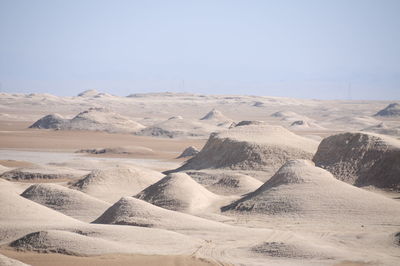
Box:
[1,93,400,266]
[0,249,225,266]
[0,121,206,159]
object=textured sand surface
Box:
[1,92,400,266]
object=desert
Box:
[0,91,399,266]
[1,1,399,265]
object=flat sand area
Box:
[0,249,224,266]
[0,121,206,159]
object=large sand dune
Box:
[313,132,400,190]
[222,160,400,222]
[168,125,318,176]
[135,173,223,213]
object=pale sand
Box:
[1,93,400,266]
[0,249,226,266]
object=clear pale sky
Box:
[0,0,399,99]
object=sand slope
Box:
[21,184,111,222]
[30,108,145,133]
[0,253,30,266]
[71,165,163,203]
[313,132,400,190]
[93,197,227,230]
[10,230,128,256]
[169,125,318,176]
[137,116,218,138]
[186,170,263,196]
[222,160,400,222]
[28,114,67,129]
[375,103,400,117]
[135,173,222,213]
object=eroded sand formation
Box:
[1,91,400,266]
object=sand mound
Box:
[0,180,80,226]
[135,173,221,213]
[289,120,325,130]
[0,254,30,266]
[235,120,267,127]
[186,171,263,196]
[394,232,400,246]
[21,184,111,222]
[313,132,400,190]
[200,108,230,122]
[137,116,217,138]
[270,111,309,122]
[93,197,226,230]
[361,122,400,137]
[375,103,400,117]
[67,108,145,133]
[221,160,400,221]
[176,146,199,158]
[71,166,163,203]
[9,230,128,256]
[252,101,265,107]
[30,108,145,133]
[77,89,99,97]
[28,114,67,129]
[168,125,318,175]
[0,166,87,181]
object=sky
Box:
[0,0,399,100]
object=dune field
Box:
[0,91,399,266]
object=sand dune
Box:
[200,108,233,127]
[313,132,400,190]
[186,170,263,196]
[136,116,218,138]
[169,125,318,176]
[77,89,100,97]
[28,114,67,129]
[21,184,111,222]
[135,173,222,213]
[270,111,310,122]
[222,160,400,222]
[1,91,400,266]
[10,230,129,256]
[0,180,80,227]
[30,108,145,134]
[374,103,400,117]
[289,120,326,130]
[176,146,199,158]
[93,196,227,230]
[71,165,163,203]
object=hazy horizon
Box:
[1,0,399,100]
